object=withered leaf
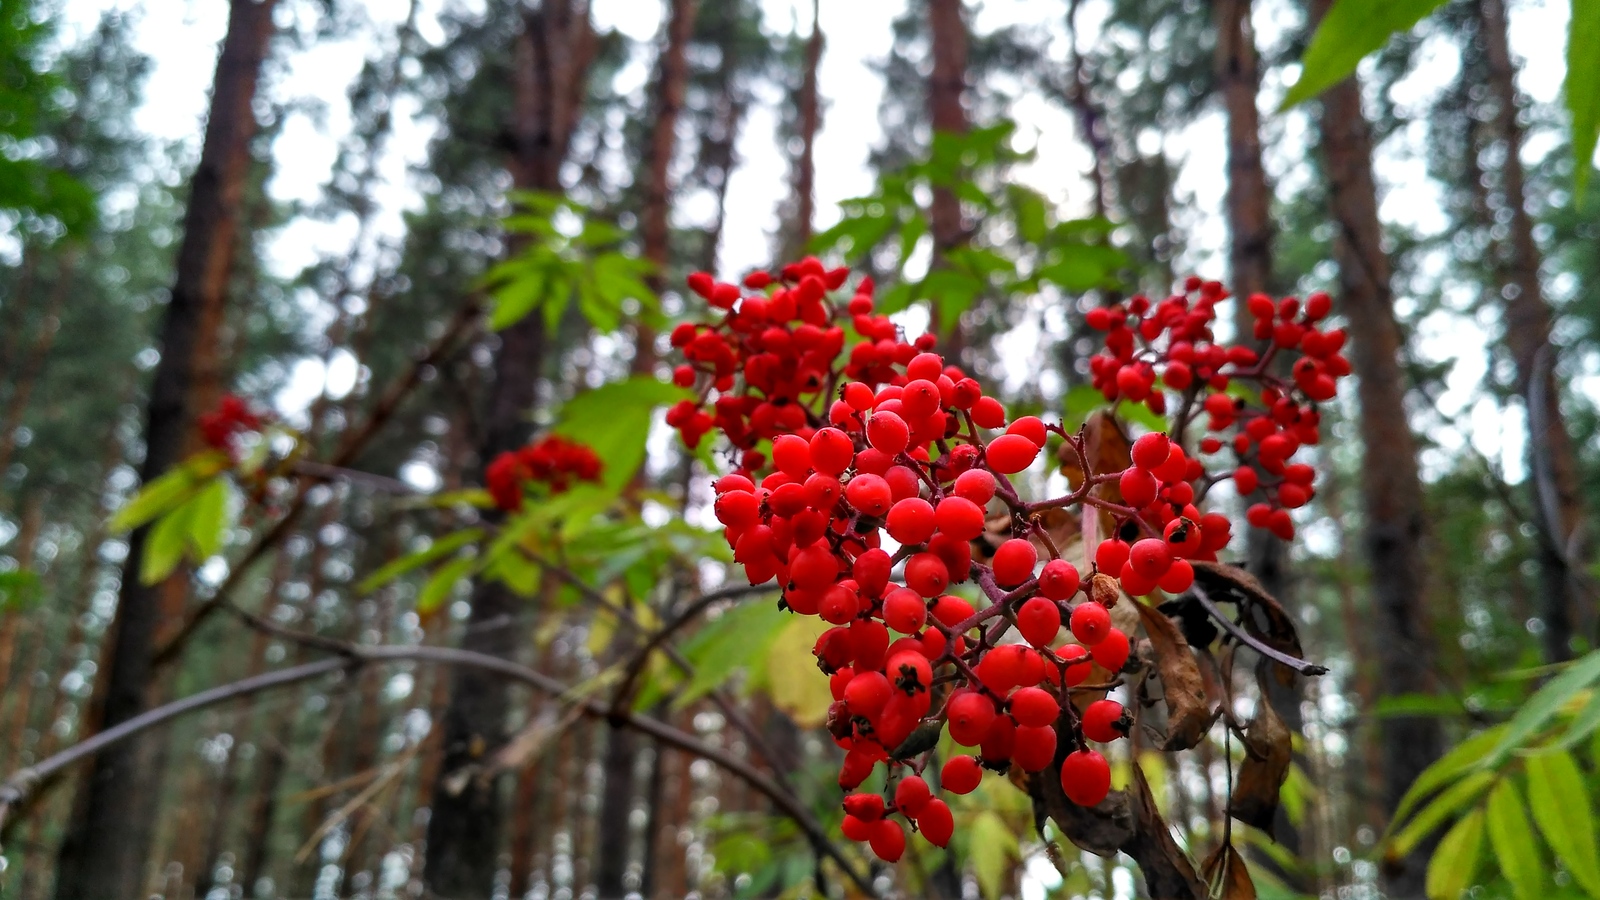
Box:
[1191,560,1304,661]
[1227,665,1294,833]
[1201,841,1257,900]
[1134,599,1216,751]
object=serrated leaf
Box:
[553,377,693,492]
[671,600,790,710]
[1386,769,1495,859]
[1280,0,1450,109]
[417,553,478,615]
[360,529,485,594]
[1567,0,1600,198]
[1483,650,1600,768]
[1392,725,1508,827]
[1426,808,1484,900]
[1485,778,1543,900]
[1525,750,1600,897]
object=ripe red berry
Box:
[772,434,812,478]
[930,594,975,629]
[1037,559,1081,600]
[844,474,892,517]
[867,410,910,456]
[1060,749,1112,806]
[843,671,891,718]
[1058,644,1093,686]
[869,818,906,862]
[1013,724,1057,772]
[1129,538,1172,580]
[714,490,760,528]
[1094,539,1130,574]
[916,798,954,847]
[1009,686,1060,728]
[842,792,886,822]
[975,644,1030,693]
[985,433,1039,474]
[971,396,1007,428]
[883,587,928,634]
[894,775,932,816]
[905,552,951,597]
[952,468,996,505]
[1233,465,1259,495]
[841,814,872,842]
[1005,415,1048,447]
[820,584,859,624]
[991,538,1038,587]
[1152,444,1189,484]
[1016,596,1062,647]
[886,497,936,544]
[1119,467,1158,508]
[1130,432,1170,470]
[941,755,983,794]
[852,548,892,597]
[1083,699,1127,743]
[934,496,986,541]
[946,691,997,746]
[980,714,1016,763]
[1070,602,1112,645]
[1090,627,1130,672]
[809,427,855,475]
[1158,558,1195,593]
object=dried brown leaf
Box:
[1134,598,1217,751]
[1201,841,1257,900]
[1227,665,1294,832]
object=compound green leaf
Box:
[1525,750,1600,897]
[1557,690,1600,751]
[553,377,692,492]
[417,553,478,616]
[359,529,485,594]
[671,600,790,710]
[186,477,231,561]
[1387,769,1495,859]
[141,501,193,585]
[1568,0,1600,198]
[1485,778,1543,900]
[1483,650,1600,768]
[1392,725,1508,830]
[1426,808,1484,900]
[1281,0,1450,109]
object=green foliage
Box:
[1567,0,1600,197]
[139,477,234,584]
[0,0,95,234]
[550,376,692,493]
[0,570,40,611]
[482,192,660,333]
[1280,0,1448,109]
[811,122,1126,323]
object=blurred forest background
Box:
[2,0,1600,898]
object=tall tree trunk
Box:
[423,6,596,896]
[926,0,970,349]
[52,4,277,896]
[1311,1,1443,893]
[784,0,824,262]
[1476,0,1586,662]
[631,0,696,378]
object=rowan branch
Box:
[1187,583,1327,676]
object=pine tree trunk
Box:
[1311,1,1443,893]
[1476,0,1586,662]
[52,2,278,895]
[927,0,970,347]
[423,6,596,896]
[784,0,824,261]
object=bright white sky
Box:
[52,0,1580,494]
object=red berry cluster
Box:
[1085,277,1348,541]
[198,394,263,453]
[665,261,1342,862]
[485,435,603,511]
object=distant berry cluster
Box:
[485,435,603,511]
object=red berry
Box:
[1082,699,1127,743]
[841,814,872,842]
[916,798,954,847]
[941,755,983,794]
[991,538,1038,587]
[809,427,855,475]
[844,671,891,718]
[1094,539,1130,574]
[980,714,1016,763]
[985,433,1039,474]
[1158,558,1195,593]
[887,497,936,544]
[1016,596,1062,647]
[1129,538,1172,579]
[1233,465,1259,495]
[772,434,812,478]
[934,496,986,541]
[947,691,997,746]
[1005,415,1048,447]
[869,818,906,862]
[1152,444,1189,483]
[930,594,975,629]
[1058,644,1093,686]
[895,775,932,816]
[1130,432,1170,470]
[886,650,933,696]
[1037,559,1081,600]
[1070,602,1112,645]
[905,552,951,597]
[852,548,892,597]
[867,410,910,456]
[845,474,892,516]
[1009,686,1060,728]
[714,490,760,528]
[843,792,886,821]
[971,396,1007,428]
[883,587,928,634]
[1119,467,1158,508]
[1013,724,1057,772]
[952,468,996,505]
[1060,749,1112,806]
[1090,628,1130,672]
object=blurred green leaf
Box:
[1557,690,1600,750]
[668,600,790,710]
[418,553,478,615]
[1482,650,1600,768]
[1485,778,1543,900]
[1567,0,1600,198]
[1391,725,1508,829]
[1387,769,1494,859]
[0,571,41,611]
[1525,750,1600,897]
[553,377,692,492]
[1426,808,1484,900]
[186,478,231,561]
[967,810,1018,900]
[359,529,485,594]
[1280,0,1449,109]
[141,500,192,585]
[109,451,230,533]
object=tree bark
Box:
[1476,0,1586,662]
[927,0,970,348]
[1310,1,1443,893]
[423,5,596,896]
[784,0,824,261]
[631,0,696,377]
[53,2,277,896]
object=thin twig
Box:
[1187,584,1327,676]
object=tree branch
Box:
[1188,583,1327,676]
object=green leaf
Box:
[553,377,693,492]
[1387,769,1495,859]
[1392,725,1509,828]
[967,810,1019,900]
[141,501,193,585]
[486,549,543,596]
[669,601,791,710]
[1482,650,1600,768]
[1557,690,1600,751]
[1485,778,1543,900]
[1568,0,1600,198]
[417,553,478,615]
[1062,384,1110,429]
[1280,0,1450,109]
[186,478,231,561]
[109,451,230,532]
[1525,750,1600,897]
[1426,808,1485,900]
[0,571,42,611]
[358,529,485,594]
